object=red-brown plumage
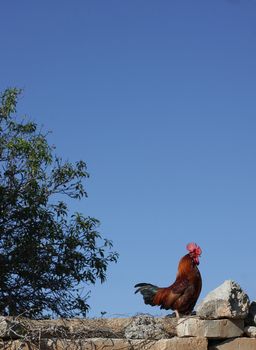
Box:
[135,243,202,316]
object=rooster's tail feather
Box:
[134,283,159,306]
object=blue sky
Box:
[1,0,256,317]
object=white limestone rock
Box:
[124,315,169,339]
[197,280,250,319]
[245,326,256,338]
[209,338,256,350]
[4,337,209,350]
[177,317,244,339]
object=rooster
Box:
[134,242,202,318]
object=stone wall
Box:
[0,280,256,350]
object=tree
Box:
[0,88,118,318]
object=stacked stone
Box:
[177,280,256,349]
[1,280,256,349]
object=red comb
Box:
[186,242,202,255]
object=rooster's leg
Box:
[175,310,180,319]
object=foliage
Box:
[0,88,118,318]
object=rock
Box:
[245,301,256,326]
[177,317,244,339]
[209,338,256,350]
[1,337,208,350]
[197,280,250,319]
[245,326,256,338]
[124,315,170,339]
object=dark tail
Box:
[134,283,159,306]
